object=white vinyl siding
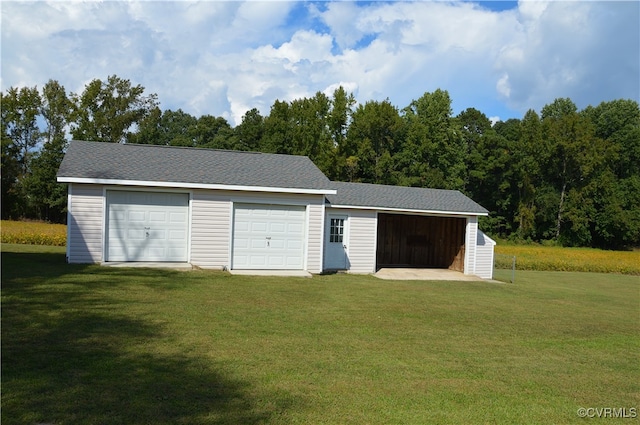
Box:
[67,183,104,263]
[345,210,378,273]
[324,208,377,274]
[65,182,325,272]
[475,230,496,279]
[306,203,325,273]
[190,190,232,269]
[464,216,479,275]
[190,190,325,272]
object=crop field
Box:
[495,243,640,275]
[1,220,66,246]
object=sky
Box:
[1,0,638,126]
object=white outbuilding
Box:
[57,141,495,279]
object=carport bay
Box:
[376,213,466,271]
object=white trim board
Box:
[327,204,488,217]
[58,177,336,196]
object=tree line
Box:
[2,75,639,249]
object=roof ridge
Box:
[331,180,462,194]
[71,140,311,159]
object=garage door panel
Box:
[129,211,146,222]
[252,222,268,232]
[268,256,285,267]
[288,223,304,233]
[269,239,285,249]
[170,212,187,223]
[270,222,286,233]
[287,240,303,249]
[169,230,187,240]
[107,191,189,262]
[232,204,306,270]
[148,229,166,239]
[149,211,166,222]
[128,229,146,240]
[251,239,267,249]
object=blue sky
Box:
[1,1,638,126]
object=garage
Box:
[106,191,189,262]
[376,214,466,271]
[232,203,306,270]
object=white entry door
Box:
[232,204,306,270]
[324,214,348,270]
[106,191,189,262]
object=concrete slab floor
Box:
[102,262,193,271]
[374,268,485,281]
[229,269,312,278]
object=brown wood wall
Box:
[376,214,466,271]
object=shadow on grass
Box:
[1,249,283,425]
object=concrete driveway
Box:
[374,268,485,281]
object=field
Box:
[495,243,640,275]
[1,220,66,246]
[2,244,638,424]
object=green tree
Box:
[345,99,404,184]
[581,99,640,248]
[328,86,356,180]
[234,108,264,151]
[288,92,334,175]
[395,90,463,189]
[1,86,42,174]
[261,100,294,154]
[23,136,68,222]
[1,86,42,218]
[541,98,608,245]
[195,115,235,149]
[1,109,22,219]
[128,106,163,144]
[23,80,73,221]
[458,109,513,237]
[515,110,544,240]
[41,80,73,144]
[71,75,158,143]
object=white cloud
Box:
[1,1,637,126]
[495,0,639,112]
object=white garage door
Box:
[232,203,306,270]
[106,191,189,262]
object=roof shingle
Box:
[58,141,488,215]
[57,140,334,191]
[326,181,488,215]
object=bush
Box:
[1,220,66,246]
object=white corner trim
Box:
[57,176,337,196]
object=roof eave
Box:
[57,176,337,195]
[326,204,489,216]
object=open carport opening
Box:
[376,213,466,271]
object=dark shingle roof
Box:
[57,141,334,192]
[326,181,488,215]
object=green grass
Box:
[2,244,639,424]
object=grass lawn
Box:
[2,244,639,424]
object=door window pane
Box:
[330,218,344,243]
